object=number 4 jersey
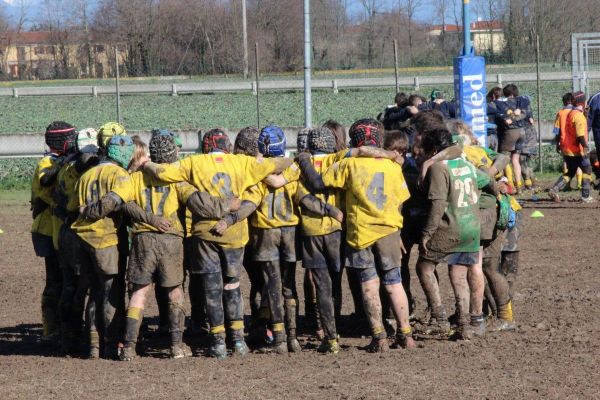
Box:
[426,157,490,254]
[321,157,410,250]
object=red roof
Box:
[428,20,503,33]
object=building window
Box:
[95,45,105,53]
[34,46,45,55]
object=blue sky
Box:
[2,0,490,27]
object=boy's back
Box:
[322,157,410,249]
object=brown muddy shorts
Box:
[346,230,402,271]
[302,230,342,271]
[482,229,506,260]
[251,226,298,263]
[127,233,184,288]
[499,128,525,153]
[78,240,119,276]
[189,236,244,277]
[479,206,497,242]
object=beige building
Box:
[0,31,126,79]
[427,20,506,55]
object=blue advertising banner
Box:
[453,55,487,146]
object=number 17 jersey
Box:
[321,157,410,250]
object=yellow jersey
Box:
[50,161,80,249]
[31,155,59,237]
[322,157,410,249]
[129,171,197,235]
[297,152,346,236]
[147,153,279,247]
[71,162,135,249]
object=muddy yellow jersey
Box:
[31,155,60,237]
[50,161,80,249]
[129,171,197,235]
[464,145,493,169]
[56,161,81,213]
[249,179,300,229]
[71,162,135,249]
[297,152,347,236]
[322,157,410,249]
[148,153,278,247]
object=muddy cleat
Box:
[119,346,136,361]
[394,328,417,349]
[256,341,288,354]
[366,337,389,353]
[581,196,595,203]
[287,338,301,353]
[317,339,340,354]
[470,314,486,338]
[421,317,452,336]
[232,340,250,357]
[488,318,517,332]
[170,343,192,359]
[548,189,561,203]
[207,335,227,360]
[451,325,473,341]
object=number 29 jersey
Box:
[426,157,489,253]
[322,157,410,250]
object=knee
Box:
[381,267,402,287]
[167,286,183,303]
[358,267,378,284]
[224,276,240,291]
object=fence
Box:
[2,71,600,98]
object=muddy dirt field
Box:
[1,191,599,400]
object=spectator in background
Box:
[486,87,503,151]
[381,92,409,130]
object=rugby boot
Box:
[170,343,192,359]
[582,196,595,203]
[232,340,250,357]
[366,334,389,353]
[470,314,486,338]
[257,329,287,354]
[119,345,136,361]
[489,301,517,332]
[393,327,416,349]
[548,188,561,203]
[317,338,340,355]
[207,333,227,360]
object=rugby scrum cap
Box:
[234,127,260,156]
[149,133,178,164]
[349,118,383,148]
[258,124,286,157]
[151,128,182,148]
[308,127,336,155]
[107,135,135,169]
[77,128,98,151]
[296,128,310,153]
[98,122,126,148]
[45,121,78,156]
[202,128,231,154]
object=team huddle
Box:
[30,110,522,361]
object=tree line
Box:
[1,0,599,79]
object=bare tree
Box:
[400,0,421,66]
